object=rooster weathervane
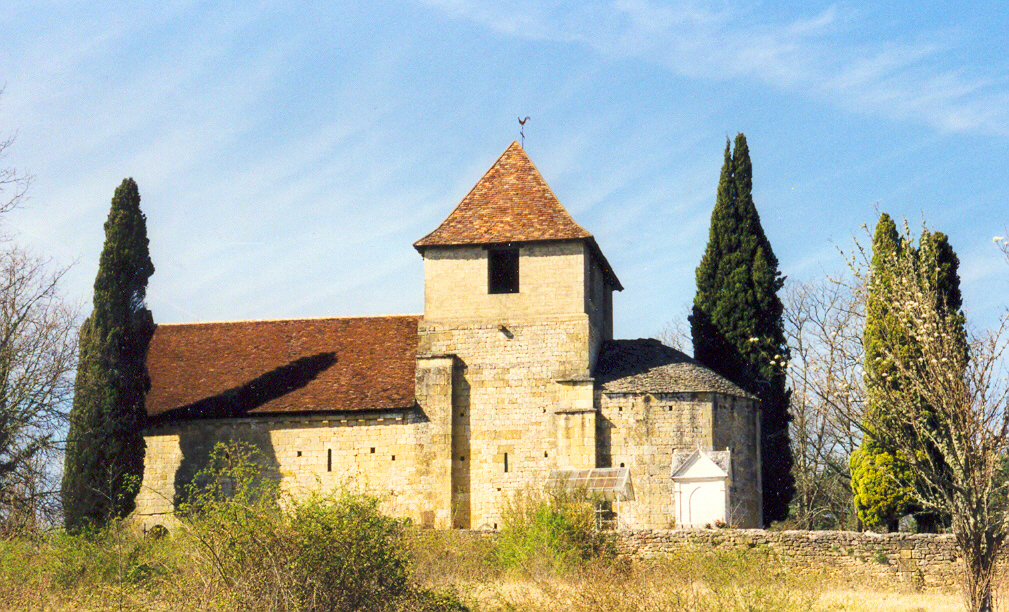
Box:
[518,116,530,148]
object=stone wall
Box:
[599,392,761,529]
[616,529,960,589]
[135,408,452,531]
[422,242,590,321]
[418,315,596,529]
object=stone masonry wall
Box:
[617,529,960,590]
[598,392,761,530]
[423,242,589,321]
[419,315,595,529]
[135,409,451,531]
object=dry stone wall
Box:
[617,529,960,589]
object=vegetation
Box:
[690,133,794,524]
[62,178,155,533]
[847,220,1007,612]
[0,98,78,536]
[494,484,615,575]
[851,215,964,532]
[783,277,864,530]
[176,441,466,612]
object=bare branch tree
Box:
[852,230,1009,612]
[656,303,692,353]
[784,276,865,529]
[0,245,77,534]
[0,91,76,534]
[0,87,31,216]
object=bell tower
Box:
[413,142,622,528]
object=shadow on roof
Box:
[150,351,338,422]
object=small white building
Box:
[671,448,735,528]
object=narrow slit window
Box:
[504,452,509,473]
[327,449,332,472]
[488,248,519,294]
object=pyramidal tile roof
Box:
[414,141,594,248]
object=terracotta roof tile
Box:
[145,315,420,421]
[594,339,755,399]
[414,142,593,247]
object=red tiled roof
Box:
[145,315,420,421]
[414,141,593,247]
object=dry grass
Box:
[0,525,977,612]
[819,589,961,612]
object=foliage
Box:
[62,177,155,532]
[852,214,964,531]
[179,440,466,612]
[689,133,794,524]
[849,438,914,530]
[848,219,1009,612]
[495,484,615,574]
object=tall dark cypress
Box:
[689,134,794,525]
[62,178,155,532]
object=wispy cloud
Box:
[418,0,1009,137]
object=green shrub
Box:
[178,441,467,612]
[495,485,615,574]
[288,490,411,610]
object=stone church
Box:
[135,142,761,530]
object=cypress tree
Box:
[852,214,965,531]
[852,213,909,530]
[62,178,155,532]
[689,133,795,525]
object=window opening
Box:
[370,447,375,453]
[296,450,302,457]
[488,248,519,294]
[504,452,509,473]
[327,449,332,472]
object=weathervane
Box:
[518,116,530,148]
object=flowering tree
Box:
[853,225,1008,612]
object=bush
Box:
[178,441,466,611]
[288,490,411,610]
[495,485,615,574]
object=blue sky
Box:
[2,1,1007,342]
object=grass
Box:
[0,447,966,611]
[407,529,965,612]
[0,523,969,612]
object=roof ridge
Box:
[154,313,422,327]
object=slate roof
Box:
[594,339,755,399]
[145,315,420,422]
[414,142,622,290]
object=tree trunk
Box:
[958,530,1003,612]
